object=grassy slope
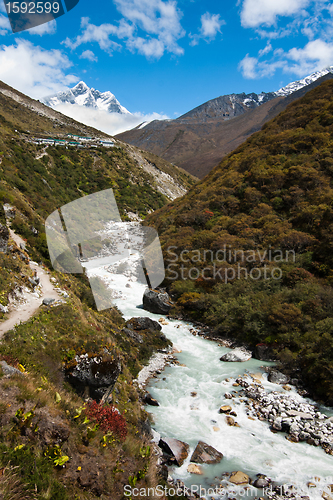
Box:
[0,80,111,138]
[146,79,333,405]
[0,88,193,499]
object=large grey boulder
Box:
[220,347,252,362]
[268,369,289,385]
[190,441,223,464]
[143,289,173,315]
[126,317,162,331]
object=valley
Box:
[0,72,333,500]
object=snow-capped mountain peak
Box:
[274,66,333,97]
[42,81,131,115]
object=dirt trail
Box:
[0,229,62,336]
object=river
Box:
[85,232,333,500]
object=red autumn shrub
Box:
[85,400,127,441]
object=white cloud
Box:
[239,38,333,79]
[80,49,98,62]
[258,41,272,56]
[64,0,185,59]
[240,0,309,28]
[126,36,165,57]
[238,54,259,78]
[63,17,123,53]
[200,12,223,38]
[0,14,11,35]
[0,39,78,98]
[286,38,333,75]
[189,12,224,46]
[49,103,169,135]
[27,19,56,35]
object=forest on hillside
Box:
[147,79,333,405]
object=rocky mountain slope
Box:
[0,82,197,498]
[0,79,195,206]
[42,81,131,115]
[146,78,333,405]
[117,69,333,178]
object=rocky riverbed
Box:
[229,373,333,455]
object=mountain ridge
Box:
[117,71,333,178]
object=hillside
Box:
[146,78,333,405]
[117,73,333,179]
[0,83,195,499]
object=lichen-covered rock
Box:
[65,351,121,401]
[123,328,143,344]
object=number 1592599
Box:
[5,2,60,14]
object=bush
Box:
[85,401,127,441]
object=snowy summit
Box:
[42,81,131,115]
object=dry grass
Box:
[0,465,37,500]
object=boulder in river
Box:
[220,347,252,362]
[144,393,159,406]
[126,317,162,331]
[219,405,232,414]
[143,289,173,315]
[228,471,250,485]
[190,441,223,464]
[159,437,189,466]
[253,475,271,488]
[226,416,238,426]
[187,464,203,475]
[268,369,289,385]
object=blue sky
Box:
[0,0,333,133]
